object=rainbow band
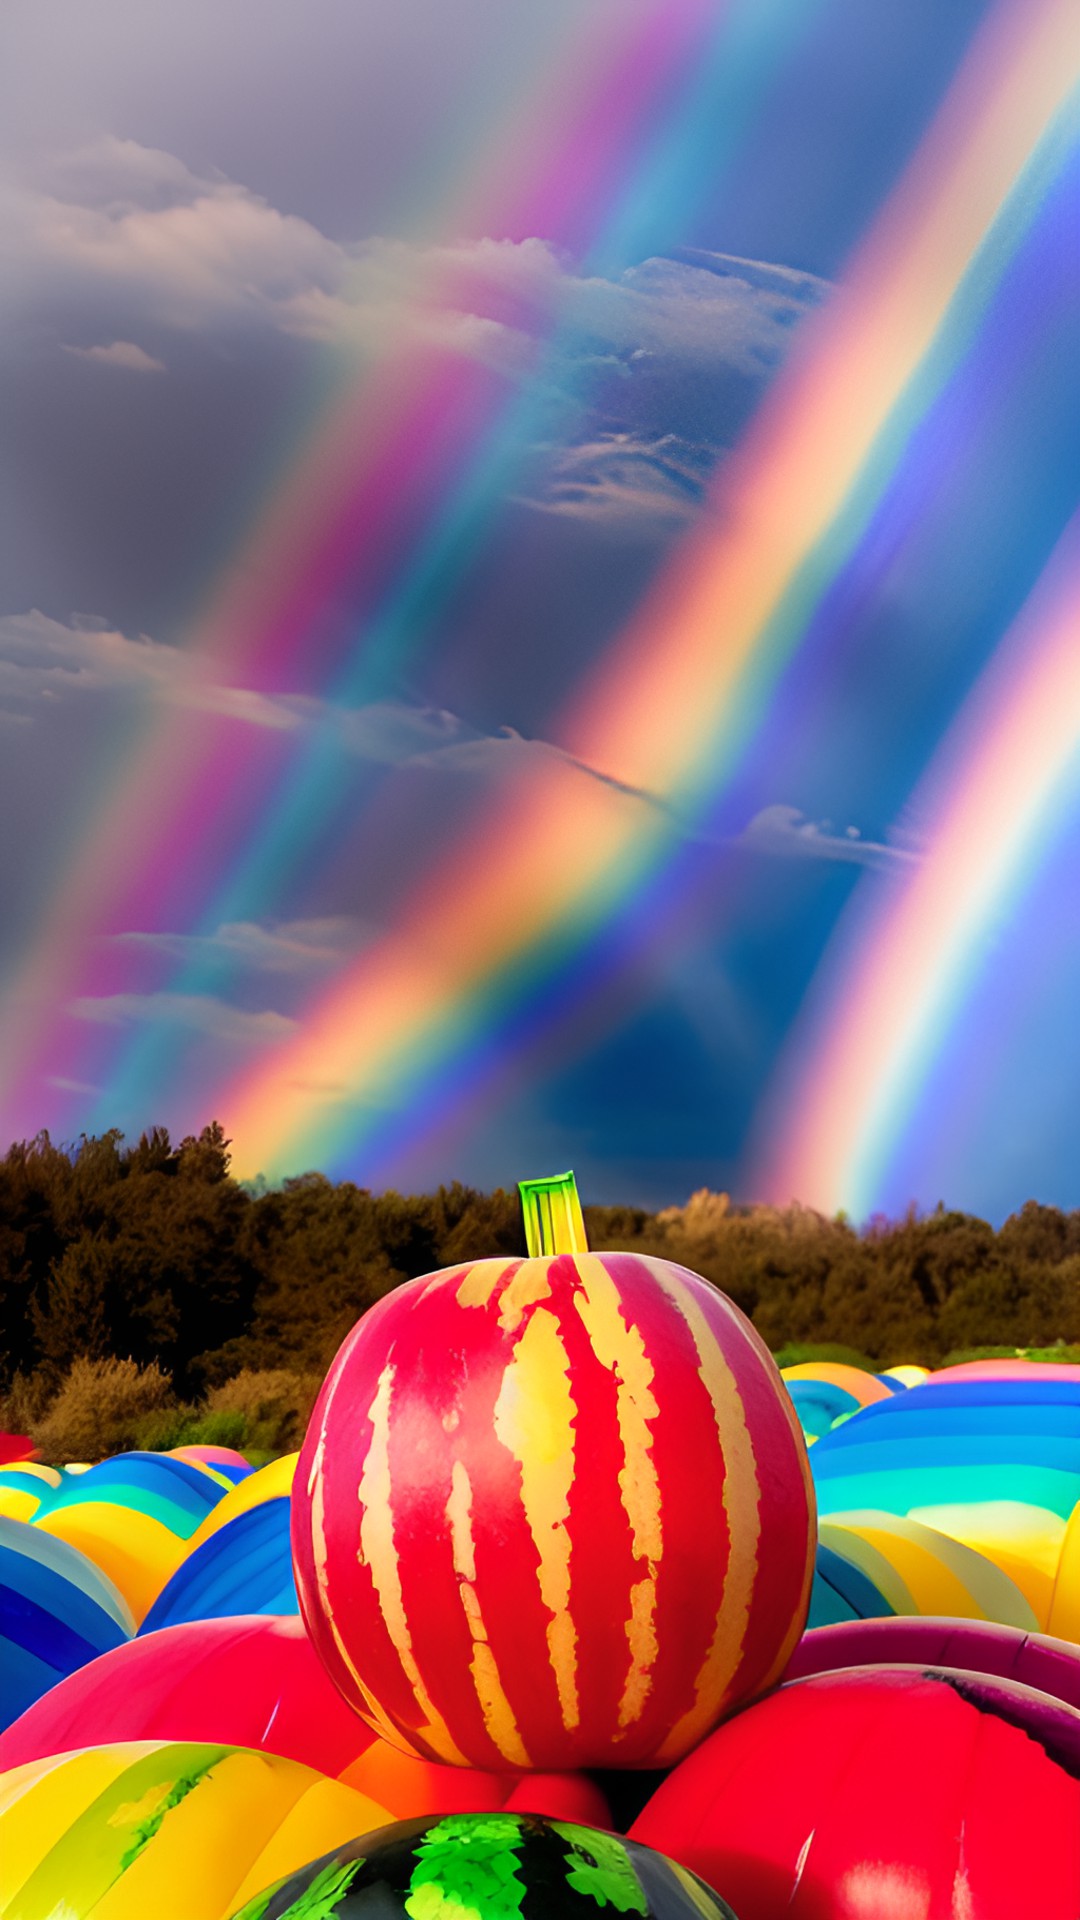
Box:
[758,513,1080,1217]
[222,0,1079,1183]
[0,0,749,1134]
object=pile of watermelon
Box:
[1,1186,1078,1917]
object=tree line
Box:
[3,1124,1080,1410]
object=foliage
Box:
[132,1405,251,1454]
[3,1129,1080,1461]
[0,1368,52,1435]
[31,1356,176,1463]
[9,1124,256,1396]
[4,1361,325,1465]
[204,1368,322,1453]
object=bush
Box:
[205,1369,322,1455]
[129,1405,250,1453]
[15,1358,320,1464]
[0,1369,52,1437]
[32,1356,176,1464]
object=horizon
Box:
[5,1116,1079,1233]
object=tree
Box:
[176,1121,232,1184]
[33,1237,114,1378]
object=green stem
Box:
[518,1172,588,1258]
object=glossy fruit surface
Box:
[294,1250,814,1770]
[785,1612,1080,1707]
[632,1663,1080,1918]
[0,1612,612,1828]
[0,1739,394,1920]
[228,1811,739,1919]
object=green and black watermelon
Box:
[229,1810,738,1919]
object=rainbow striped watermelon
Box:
[294,1249,815,1771]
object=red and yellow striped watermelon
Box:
[293,1240,815,1773]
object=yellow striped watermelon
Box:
[294,1242,815,1773]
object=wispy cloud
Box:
[68,991,296,1045]
[735,804,919,870]
[1,138,830,569]
[0,616,664,801]
[523,430,713,526]
[0,610,702,875]
[0,610,311,730]
[113,916,365,974]
[62,340,165,373]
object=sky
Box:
[1,0,1077,1222]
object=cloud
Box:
[41,137,211,211]
[0,617,540,772]
[45,1075,101,1095]
[303,230,564,358]
[0,610,689,863]
[62,340,165,372]
[3,138,828,560]
[6,143,549,360]
[735,804,919,870]
[0,609,309,729]
[522,430,713,526]
[507,253,828,523]
[672,246,830,304]
[329,700,489,764]
[0,619,646,799]
[335,236,829,407]
[0,616,495,770]
[562,251,829,377]
[5,137,826,383]
[6,136,346,337]
[68,991,295,1045]
[113,916,365,974]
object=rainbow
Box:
[217,0,1080,1182]
[753,514,1080,1219]
[0,0,814,1136]
[0,0,751,1135]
